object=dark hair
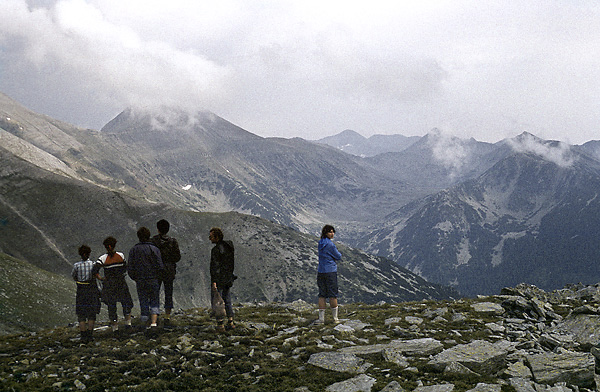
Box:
[157,219,170,234]
[103,236,117,248]
[78,245,91,259]
[137,227,151,242]
[321,225,335,239]
[210,227,224,242]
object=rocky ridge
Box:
[3,283,600,391]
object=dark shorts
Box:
[317,272,338,299]
[76,283,100,320]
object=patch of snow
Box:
[434,221,453,232]
[182,184,192,191]
[456,237,471,266]
[491,231,527,266]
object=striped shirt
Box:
[94,252,128,280]
[72,259,95,282]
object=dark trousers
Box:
[217,286,234,320]
[136,278,160,321]
[159,278,174,311]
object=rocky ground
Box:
[3,283,600,391]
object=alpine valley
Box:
[1,91,600,332]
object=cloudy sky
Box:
[0,0,598,143]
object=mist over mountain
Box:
[2,90,600,305]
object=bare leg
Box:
[329,298,338,308]
[318,297,327,309]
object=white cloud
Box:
[428,128,469,178]
[507,133,576,168]
[0,0,599,143]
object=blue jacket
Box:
[127,242,164,281]
[318,237,342,273]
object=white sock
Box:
[332,307,339,321]
[150,323,157,327]
[318,309,325,322]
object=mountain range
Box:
[0,92,457,332]
[2,90,600,311]
[315,129,420,157]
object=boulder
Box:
[526,350,595,388]
[308,352,372,373]
[325,374,376,392]
[427,340,508,375]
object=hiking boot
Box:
[313,319,324,326]
[225,321,235,331]
[215,324,226,333]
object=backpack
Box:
[152,235,181,279]
[219,240,237,287]
[153,235,181,265]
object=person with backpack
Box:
[72,244,100,343]
[209,227,236,332]
[316,224,342,325]
[151,219,181,326]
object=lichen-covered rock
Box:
[307,352,372,373]
[526,350,595,388]
[325,374,376,392]
[427,340,508,375]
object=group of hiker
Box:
[71,220,237,342]
[71,222,342,343]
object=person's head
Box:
[78,244,91,260]
[137,227,151,242]
[209,227,223,243]
[157,219,170,235]
[103,236,117,252]
[321,225,335,239]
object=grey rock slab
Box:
[325,374,377,392]
[549,313,600,349]
[308,352,372,373]
[379,381,406,391]
[465,383,502,392]
[388,338,444,356]
[509,378,536,392]
[504,360,533,379]
[338,338,443,358]
[413,384,454,392]
[427,340,508,375]
[526,350,595,388]
[471,302,505,315]
[382,348,409,367]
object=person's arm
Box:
[210,246,218,290]
[153,245,164,270]
[326,241,342,260]
[92,260,104,281]
[127,248,138,281]
[172,238,181,263]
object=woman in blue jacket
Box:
[316,224,342,324]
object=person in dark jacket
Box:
[151,219,181,325]
[209,227,235,332]
[93,236,134,332]
[128,227,164,329]
[316,224,342,325]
